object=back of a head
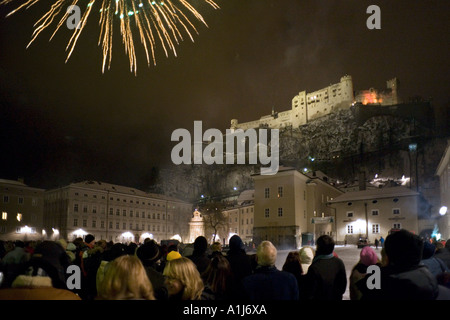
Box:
[229,235,244,252]
[99,255,154,300]
[256,241,277,267]
[384,229,423,269]
[316,235,335,255]
[193,236,208,255]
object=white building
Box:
[230,75,354,130]
[43,180,193,243]
[436,139,450,240]
[328,186,427,244]
[0,179,45,241]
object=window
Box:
[16,213,22,221]
[393,208,400,215]
[264,208,270,218]
[263,187,270,199]
[393,223,401,229]
[109,208,113,215]
[73,218,78,227]
[73,203,79,212]
[92,220,96,228]
[278,208,283,217]
[347,211,354,218]
[18,197,24,205]
[92,206,97,214]
[2,212,7,220]
[109,221,113,229]
[101,221,104,229]
[277,187,283,198]
[347,225,354,234]
[83,220,87,227]
[3,195,9,203]
[372,224,380,233]
[116,222,119,229]
[372,210,379,216]
[116,209,120,216]
[83,205,88,213]
[123,209,127,216]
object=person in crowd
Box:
[201,254,235,300]
[242,241,299,300]
[435,239,450,269]
[208,242,223,258]
[299,246,315,274]
[187,236,211,274]
[0,240,80,300]
[421,241,449,277]
[349,245,380,300]
[97,255,155,300]
[0,240,30,287]
[96,242,127,294]
[163,255,204,300]
[304,235,347,300]
[225,235,253,299]
[282,251,303,288]
[358,229,450,300]
[136,240,168,300]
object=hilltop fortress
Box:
[230,75,400,130]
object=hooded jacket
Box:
[358,265,450,300]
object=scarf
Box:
[312,253,334,263]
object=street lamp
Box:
[439,206,448,216]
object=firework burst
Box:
[1,0,220,74]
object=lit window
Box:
[347,225,353,234]
[278,187,283,198]
[2,212,7,220]
[17,213,22,221]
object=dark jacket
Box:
[242,266,299,300]
[304,254,347,300]
[358,264,450,300]
[435,248,450,270]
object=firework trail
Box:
[0,0,220,74]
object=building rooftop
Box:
[65,180,191,204]
[328,186,419,203]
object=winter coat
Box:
[304,254,347,300]
[435,248,450,270]
[0,275,81,300]
[358,265,450,300]
[242,265,299,300]
[421,257,449,277]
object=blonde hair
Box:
[97,255,155,300]
[257,241,277,266]
[163,257,204,300]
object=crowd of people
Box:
[0,230,449,300]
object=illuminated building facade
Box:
[0,179,45,241]
[43,180,193,243]
[436,139,450,240]
[252,167,343,248]
[230,75,354,130]
[329,186,423,244]
[230,76,401,131]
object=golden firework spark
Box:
[0,0,220,74]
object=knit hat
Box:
[360,246,378,266]
[137,241,161,264]
[422,242,436,260]
[84,234,95,244]
[229,235,245,251]
[299,246,315,273]
[166,251,182,261]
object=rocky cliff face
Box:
[154,106,447,213]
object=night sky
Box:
[0,0,449,190]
